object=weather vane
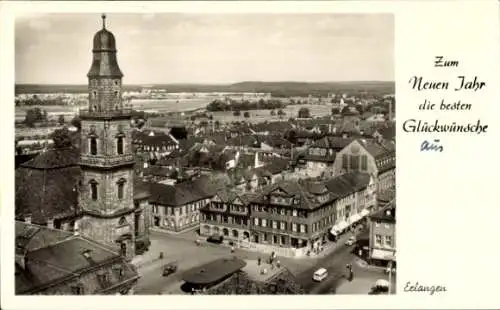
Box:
[102,13,106,29]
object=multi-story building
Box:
[303,136,353,178]
[148,175,217,233]
[368,201,396,266]
[249,180,338,257]
[333,138,395,195]
[199,190,254,243]
[326,171,375,237]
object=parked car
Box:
[345,236,356,246]
[162,262,178,277]
[207,234,224,244]
[312,268,328,282]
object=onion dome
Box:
[87,14,123,78]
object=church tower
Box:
[78,14,136,258]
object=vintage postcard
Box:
[0,1,499,310]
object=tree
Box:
[208,114,214,120]
[243,111,250,118]
[214,120,221,129]
[57,115,65,125]
[70,116,81,131]
[331,107,340,115]
[270,110,276,116]
[50,127,73,148]
[233,110,241,117]
[24,107,47,127]
[277,109,286,118]
[284,130,297,144]
[170,126,188,140]
[297,107,311,118]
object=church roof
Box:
[87,14,123,77]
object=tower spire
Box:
[102,13,106,29]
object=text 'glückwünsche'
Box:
[403,56,490,152]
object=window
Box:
[375,221,380,227]
[350,155,359,169]
[90,138,97,155]
[90,180,98,201]
[280,208,285,215]
[385,235,393,247]
[117,179,125,199]
[280,222,285,230]
[114,91,119,97]
[342,154,348,169]
[262,219,267,227]
[300,224,306,233]
[361,155,368,170]
[117,137,124,155]
[272,221,277,229]
[254,218,259,226]
[375,234,382,246]
[292,209,298,217]
[292,223,297,232]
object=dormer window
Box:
[89,180,98,200]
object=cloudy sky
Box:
[16,13,394,84]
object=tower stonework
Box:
[77,14,136,258]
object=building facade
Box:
[148,176,216,233]
[368,201,396,266]
[77,15,137,259]
[333,139,395,195]
[248,180,338,257]
[199,191,252,243]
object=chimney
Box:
[25,215,32,224]
[47,218,54,229]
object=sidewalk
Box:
[297,226,364,260]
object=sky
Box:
[15,13,394,84]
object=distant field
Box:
[211,104,332,123]
[15,98,211,120]
[16,81,395,96]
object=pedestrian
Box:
[258,257,261,266]
[231,246,235,253]
[276,260,281,268]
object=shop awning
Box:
[371,249,396,261]
[350,214,362,223]
[360,209,370,217]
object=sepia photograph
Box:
[14,12,396,296]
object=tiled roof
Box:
[148,175,218,206]
[325,172,371,199]
[15,166,80,224]
[370,201,396,222]
[250,122,294,133]
[312,136,354,151]
[16,231,139,294]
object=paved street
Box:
[134,230,314,294]
[134,226,374,295]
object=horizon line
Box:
[16,80,396,86]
